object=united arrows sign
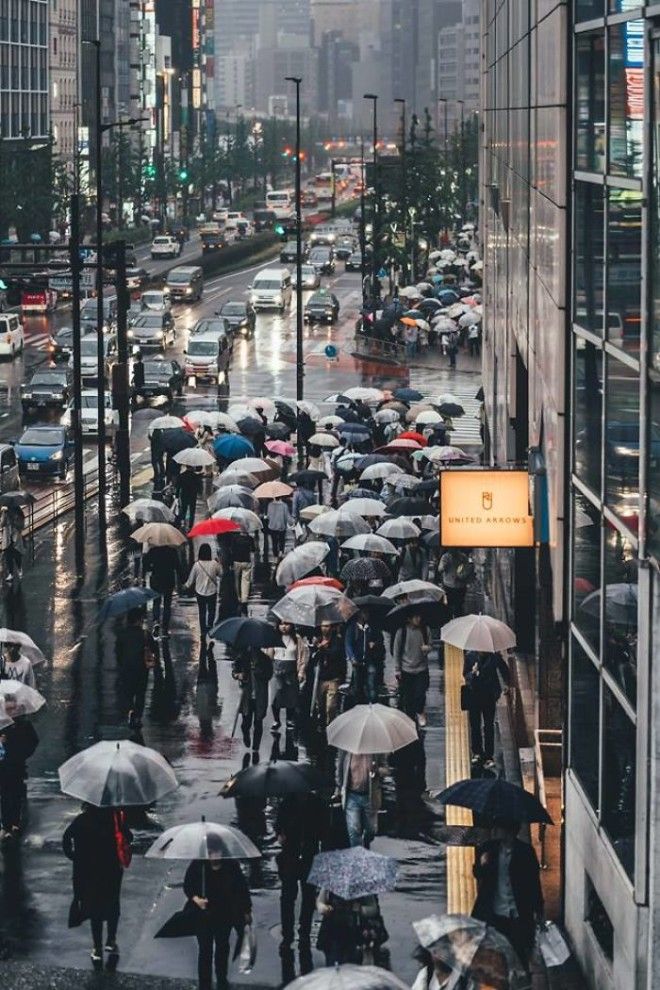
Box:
[439,469,534,548]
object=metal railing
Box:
[24,465,104,536]
[352,332,403,365]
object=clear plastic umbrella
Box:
[382,579,446,602]
[173,447,215,468]
[131,522,187,547]
[297,400,321,420]
[121,499,175,525]
[207,486,259,513]
[440,614,516,652]
[342,387,384,404]
[309,432,340,449]
[414,914,529,990]
[148,415,185,436]
[58,739,178,807]
[299,504,332,522]
[341,534,400,556]
[360,462,404,482]
[376,518,420,541]
[214,468,260,489]
[0,680,45,715]
[326,703,418,754]
[211,507,262,534]
[0,628,46,665]
[275,542,330,587]
[248,396,277,420]
[309,507,371,539]
[342,498,387,518]
[145,817,260,861]
[285,965,409,990]
[185,410,238,432]
[272,586,358,627]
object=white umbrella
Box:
[398,285,421,300]
[286,965,409,990]
[441,614,516,652]
[0,629,46,665]
[234,457,277,477]
[0,680,45,714]
[186,410,238,432]
[415,409,443,426]
[458,311,481,328]
[373,409,400,425]
[211,507,262,534]
[360,462,404,482]
[121,499,175,525]
[335,453,366,472]
[423,445,471,464]
[248,397,276,420]
[326,703,418,754]
[146,818,260,861]
[318,415,345,429]
[341,534,400,556]
[299,504,332,522]
[446,303,472,318]
[343,498,387,518]
[131,522,187,547]
[207,486,258,512]
[388,473,422,492]
[309,507,371,539]
[297,400,321,420]
[173,447,215,468]
[382,579,446,602]
[376,518,420,541]
[415,318,431,332]
[272,586,358,626]
[342,387,384,404]
[308,432,340,449]
[275,542,330,587]
[0,700,13,730]
[58,740,178,808]
[214,467,259,489]
[148,415,185,436]
[227,403,258,423]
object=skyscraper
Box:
[0,0,49,142]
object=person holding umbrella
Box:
[438,549,474,618]
[267,496,291,560]
[309,621,346,728]
[143,541,186,639]
[150,427,166,488]
[0,692,39,838]
[335,749,387,848]
[114,608,157,728]
[183,545,222,641]
[397,535,429,583]
[393,614,431,727]
[176,467,203,531]
[63,804,133,966]
[1,643,36,687]
[275,790,327,963]
[345,609,385,704]
[265,620,308,732]
[462,649,510,770]
[232,648,273,752]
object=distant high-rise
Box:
[50,0,77,162]
[0,0,49,142]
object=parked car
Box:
[218,300,256,337]
[304,290,340,325]
[308,246,336,275]
[132,357,185,407]
[61,391,119,440]
[16,425,74,480]
[47,326,74,362]
[293,264,321,290]
[128,310,176,351]
[0,313,24,358]
[151,235,181,260]
[21,369,72,411]
[345,250,364,272]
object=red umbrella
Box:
[398,431,428,446]
[188,519,241,538]
[288,576,344,592]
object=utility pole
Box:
[113,243,131,506]
[394,98,406,282]
[359,141,367,308]
[93,38,107,541]
[69,194,85,577]
[457,99,466,219]
[286,74,304,466]
[364,94,379,312]
[330,158,336,218]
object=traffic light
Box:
[274,224,286,239]
[178,167,188,182]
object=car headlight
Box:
[185,287,193,295]
[50,450,63,461]
[22,391,31,398]
[127,330,134,338]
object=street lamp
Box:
[363,93,379,311]
[285,75,304,460]
[438,98,449,158]
[394,97,406,282]
[456,99,466,217]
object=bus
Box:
[266,189,295,219]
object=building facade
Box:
[49,0,76,162]
[0,0,49,141]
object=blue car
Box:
[16,425,75,480]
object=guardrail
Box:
[24,465,103,536]
[351,333,403,365]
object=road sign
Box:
[49,270,95,292]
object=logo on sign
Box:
[482,491,492,511]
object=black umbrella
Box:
[266,422,291,440]
[340,557,393,585]
[236,416,265,437]
[0,490,36,508]
[210,617,282,650]
[342,488,384,503]
[475,386,485,401]
[220,760,324,799]
[383,597,447,631]
[436,777,553,825]
[351,595,396,623]
[160,429,197,454]
[393,387,424,403]
[337,422,373,438]
[387,497,435,517]
[336,407,362,423]
[289,469,328,487]
[357,453,394,470]
[413,478,438,495]
[435,402,464,418]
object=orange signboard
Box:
[439,470,534,548]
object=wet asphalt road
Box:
[0,254,457,986]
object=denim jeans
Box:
[345,791,376,847]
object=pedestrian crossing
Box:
[407,372,482,449]
[28,332,52,352]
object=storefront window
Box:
[574,337,603,495]
[572,493,601,653]
[607,190,642,355]
[609,21,644,178]
[574,183,605,336]
[576,31,606,172]
[603,536,637,707]
[602,686,636,879]
[570,636,600,809]
[605,356,640,517]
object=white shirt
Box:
[2,655,36,688]
[185,560,221,597]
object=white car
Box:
[0,313,24,358]
[141,289,171,312]
[61,390,119,440]
[151,235,181,260]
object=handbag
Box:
[536,921,570,967]
[113,810,132,869]
[460,684,472,711]
[67,897,86,929]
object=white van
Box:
[0,313,24,358]
[248,268,293,313]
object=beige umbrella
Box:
[173,447,215,468]
[309,433,340,449]
[235,457,278,477]
[326,703,417,754]
[441,614,516,652]
[254,480,294,500]
[299,504,331,522]
[131,522,187,547]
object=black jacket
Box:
[144,545,185,593]
[275,792,327,878]
[183,860,251,927]
[176,470,203,503]
[463,651,510,704]
[63,808,131,921]
[312,632,346,683]
[472,838,543,926]
[1,719,38,774]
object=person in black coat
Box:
[63,805,132,964]
[462,650,510,770]
[150,428,166,488]
[184,859,252,990]
[115,608,156,727]
[232,649,273,752]
[472,826,544,968]
[0,708,38,837]
[143,544,185,637]
[276,792,327,954]
[176,468,203,531]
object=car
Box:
[61,391,119,440]
[335,235,356,260]
[218,300,256,337]
[151,235,181,260]
[128,310,176,351]
[280,240,306,264]
[80,295,117,334]
[212,208,229,225]
[345,250,364,272]
[304,289,340,324]
[21,369,72,411]
[126,267,148,290]
[166,266,204,302]
[189,317,230,338]
[133,357,185,407]
[75,333,117,385]
[253,209,277,232]
[309,226,336,246]
[235,219,254,239]
[308,246,336,275]
[301,189,318,208]
[293,264,321,290]
[248,268,293,312]
[16,425,74,480]
[184,332,232,386]
[0,313,24,358]
[169,223,189,246]
[140,289,171,312]
[47,326,75,361]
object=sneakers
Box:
[418,712,427,728]
[104,943,119,955]
[471,754,482,767]
[483,758,496,770]
[271,719,281,731]
[91,949,103,965]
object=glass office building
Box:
[0,0,48,140]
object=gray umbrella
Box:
[121,499,176,524]
[307,847,398,900]
[285,965,409,990]
[207,486,259,513]
[309,507,371,539]
[145,818,260,861]
[58,740,178,807]
[272,586,358,627]
[326,703,418,754]
[275,542,330,587]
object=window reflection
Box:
[573,494,601,653]
[574,336,602,494]
[576,31,606,172]
[609,21,644,179]
[603,535,637,707]
[574,183,605,336]
[570,636,600,808]
[602,686,636,879]
[650,37,660,558]
[576,0,603,19]
[605,357,640,516]
[607,190,641,354]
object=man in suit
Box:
[472,824,544,967]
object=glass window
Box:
[607,190,641,354]
[570,636,600,808]
[574,336,603,494]
[574,183,605,336]
[575,0,603,20]
[573,493,601,653]
[649,377,660,559]
[603,535,637,707]
[609,22,644,179]
[576,31,606,172]
[602,685,636,879]
[605,356,640,514]
[650,37,660,561]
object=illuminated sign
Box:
[439,470,534,548]
[625,18,643,68]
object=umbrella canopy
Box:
[308,847,398,901]
[253,480,294,500]
[580,582,638,624]
[236,416,266,437]
[360,462,404,482]
[248,396,276,419]
[378,439,422,453]
[214,468,260,489]
[266,422,291,440]
[342,386,384,404]
[146,819,260,861]
[297,399,321,419]
[0,680,45,715]
[435,401,465,418]
[351,595,395,622]
[0,490,35,508]
[399,285,421,300]
[326,703,418,754]
[343,497,387,518]
[340,557,392,586]
[299,504,332,522]
[336,422,372,440]
[318,414,345,429]
[159,429,197,455]
[342,534,399,556]
[213,434,255,461]
[148,415,185,436]
[210,616,282,650]
[383,598,446,631]
[398,431,427,446]
[132,522,187,548]
[265,439,296,458]
[58,740,178,807]
[188,519,241,538]
[393,387,424,403]
[0,628,46,665]
[387,497,434,517]
[308,432,340,449]
[276,542,330,586]
[121,499,175,525]
[185,410,238,432]
[422,445,474,465]
[387,473,423,493]
[376,518,420,541]
[289,469,328,487]
[221,761,324,799]
[309,507,371,539]
[335,453,367,474]
[342,488,386,504]
[173,448,215,468]
[285,965,408,990]
[373,409,401,426]
[289,576,344,591]
[437,777,553,825]
[211,507,262,534]
[415,409,443,426]
[99,588,160,621]
[382,579,446,602]
[272,586,358,627]
[440,613,516,652]
[414,914,528,990]
[207,486,258,513]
